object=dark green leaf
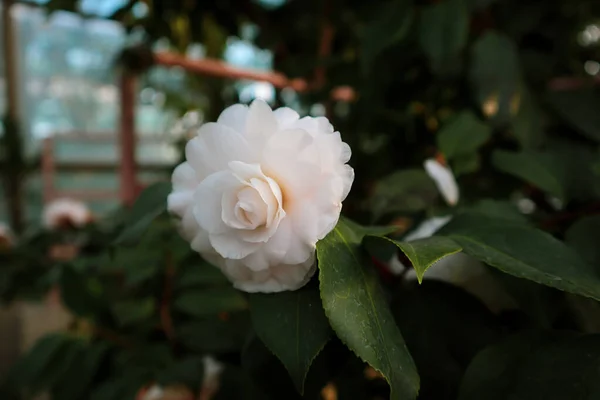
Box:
[114,182,172,245]
[370,169,439,219]
[158,356,204,389]
[362,0,414,72]
[317,219,420,400]
[437,111,492,159]
[419,0,469,72]
[174,287,248,317]
[470,32,520,125]
[566,215,600,268]
[492,150,565,201]
[512,85,546,149]
[367,236,462,283]
[9,334,69,389]
[547,88,600,143]
[178,312,252,353]
[459,331,600,400]
[60,267,106,319]
[176,261,229,290]
[249,284,331,394]
[460,200,529,224]
[452,153,481,176]
[53,342,111,400]
[439,214,600,301]
[393,281,503,399]
[112,298,156,326]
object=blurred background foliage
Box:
[1,0,600,399]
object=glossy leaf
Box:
[492,150,565,201]
[470,32,520,125]
[362,0,414,72]
[178,313,252,353]
[249,284,331,394]
[52,342,110,400]
[393,281,503,399]
[174,287,248,317]
[112,298,156,326]
[459,331,600,400]
[566,215,600,268]
[367,236,462,283]
[439,215,600,301]
[419,0,469,72]
[317,219,420,400]
[437,111,492,160]
[370,169,439,219]
[115,182,171,245]
[547,88,600,143]
[512,85,546,149]
[176,262,229,290]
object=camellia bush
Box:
[2,0,600,399]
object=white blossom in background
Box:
[424,158,459,207]
[200,355,224,399]
[170,110,204,141]
[0,222,15,249]
[43,198,92,230]
[140,386,164,400]
[138,385,194,400]
[168,100,354,293]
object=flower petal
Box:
[424,159,459,206]
[245,99,278,143]
[186,123,254,178]
[193,171,240,234]
[273,107,300,129]
[209,232,259,260]
[217,103,248,134]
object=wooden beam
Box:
[119,73,138,206]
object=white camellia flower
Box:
[424,158,459,206]
[43,198,92,230]
[168,100,354,293]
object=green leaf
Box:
[158,356,205,389]
[512,85,546,149]
[460,200,529,224]
[492,150,565,201]
[469,32,520,125]
[9,334,69,389]
[367,236,462,283]
[362,0,414,72]
[178,312,252,353]
[419,0,469,73]
[112,298,156,326]
[393,281,503,399]
[114,182,172,245]
[437,111,492,160]
[370,169,439,219]
[174,287,248,317]
[547,88,600,143]
[176,261,229,290]
[566,215,600,268]
[60,267,106,319]
[452,153,480,176]
[52,342,111,400]
[317,219,420,400]
[439,214,600,301]
[459,331,600,400]
[249,284,331,394]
